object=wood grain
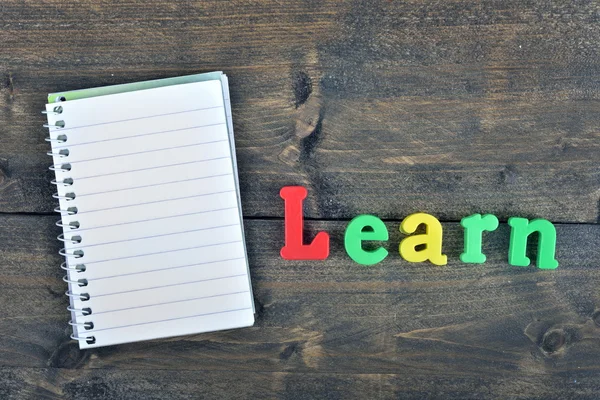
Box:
[0,214,598,398]
[1,367,600,399]
[0,0,599,398]
[0,0,599,221]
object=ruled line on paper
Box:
[75,190,236,215]
[56,106,224,132]
[76,174,233,197]
[92,274,247,298]
[87,256,246,281]
[68,139,229,164]
[83,240,243,265]
[74,156,231,180]
[89,307,253,333]
[91,290,250,315]
[56,78,255,347]
[70,223,239,250]
[70,207,239,232]
[53,122,227,149]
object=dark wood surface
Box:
[1,1,599,399]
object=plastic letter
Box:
[280,186,330,260]
[508,217,558,269]
[460,214,499,263]
[344,215,389,265]
[399,213,447,265]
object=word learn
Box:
[280,186,558,269]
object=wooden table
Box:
[1,1,599,398]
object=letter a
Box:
[399,213,447,265]
[280,186,330,260]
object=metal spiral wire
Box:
[45,98,95,345]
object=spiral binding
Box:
[44,98,95,346]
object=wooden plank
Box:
[1,366,600,399]
[0,214,598,384]
[0,1,599,221]
[0,368,392,400]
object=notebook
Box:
[44,72,255,349]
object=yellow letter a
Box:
[399,213,447,265]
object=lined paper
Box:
[46,77,254,348]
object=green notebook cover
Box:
[48,71,223,102]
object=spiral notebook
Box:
[44,72,255,349]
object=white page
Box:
[220,73,255,315]
[46,78,254,349]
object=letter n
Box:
[508,217,558,269]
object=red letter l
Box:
[280,186,330,260]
